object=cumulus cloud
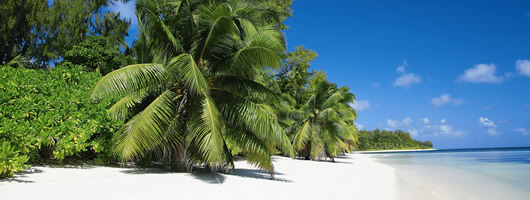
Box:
[393,60,422,88]
[394,73,422,87]
[479,117,496,127]
[516,59,530,76]
[421,123,466,137]
[351,100,370,111]
[386,119,399,128]
[458,64,504,83]
[514,128,529,136]
[479,117,499,136]
[431,94,464,107]
[385,117,466,137]
[386,117,412,128]
[109,1,137,25]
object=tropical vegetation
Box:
[0,0,433,178]
[90,0,294,174]
[0,64,122,177]
[357,129,433,151]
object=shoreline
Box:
[356,149,436,153]
[0,154,397,200]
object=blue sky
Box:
[112,0,530,149]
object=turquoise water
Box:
[368,148,530,200]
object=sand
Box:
[0,154,396,200]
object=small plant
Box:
[0,142,29,178]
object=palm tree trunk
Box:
[5,0,26,63]
[171,90,193,172]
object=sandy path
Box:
[0,154,396,200]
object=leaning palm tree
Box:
[90,0,292,175]
[286,72,358,161]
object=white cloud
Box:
[479,117,499,136]
[516,59,530,76]
[394,73,422,87]
[423,123,466,137]
[385,117,466,137]
[458,64,504,83]
[396,59,408,73]
[514,128,529,136]
[355,123,365,130]
[431,94,464,107]
[393,60,421,88]
[351,100,370,111]
[109,1,137,25]
[386,119,399,128]
[386,117,412,128]
[479,117,496,127]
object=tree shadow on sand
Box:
[119,167,181,175]
[1,168,44,183]
[228,168,292,183]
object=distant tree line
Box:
[357,129,433,151]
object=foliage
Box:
[261,0,293,30]
[92,0,293,176]
[0,0,131,67]
[277,46,318,96]
[0,65,122,177]
[357,129,433,151]
[0,142,29,178]
[284,72,358,160]
[63,36,132,74]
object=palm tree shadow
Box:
[119,167,181,175]
[227,169,292,182]
[190,169,226,184]
[1,168,43,183]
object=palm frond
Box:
[90,64,166,99]
[293,121,311,151]
[189,93,227,168]
[225,128,274,174]
[108,89,151,120]
[169,54,209,95]
[215,90,293,156]
[212,75,279,103]
[114,90,180,161]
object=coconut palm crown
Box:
[90,0,293,175]
[287,72,358,160]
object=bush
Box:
[63,36,133,74]
[0,65,122,177]
[0,142,29,178]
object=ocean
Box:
[367,147,530,200]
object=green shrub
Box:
[63,36,133,74]
[0,142,29,178]
[0,65,122,177]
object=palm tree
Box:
[90,0,292,175]
[286,72,358,161]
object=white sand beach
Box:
[0,154,396,200]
